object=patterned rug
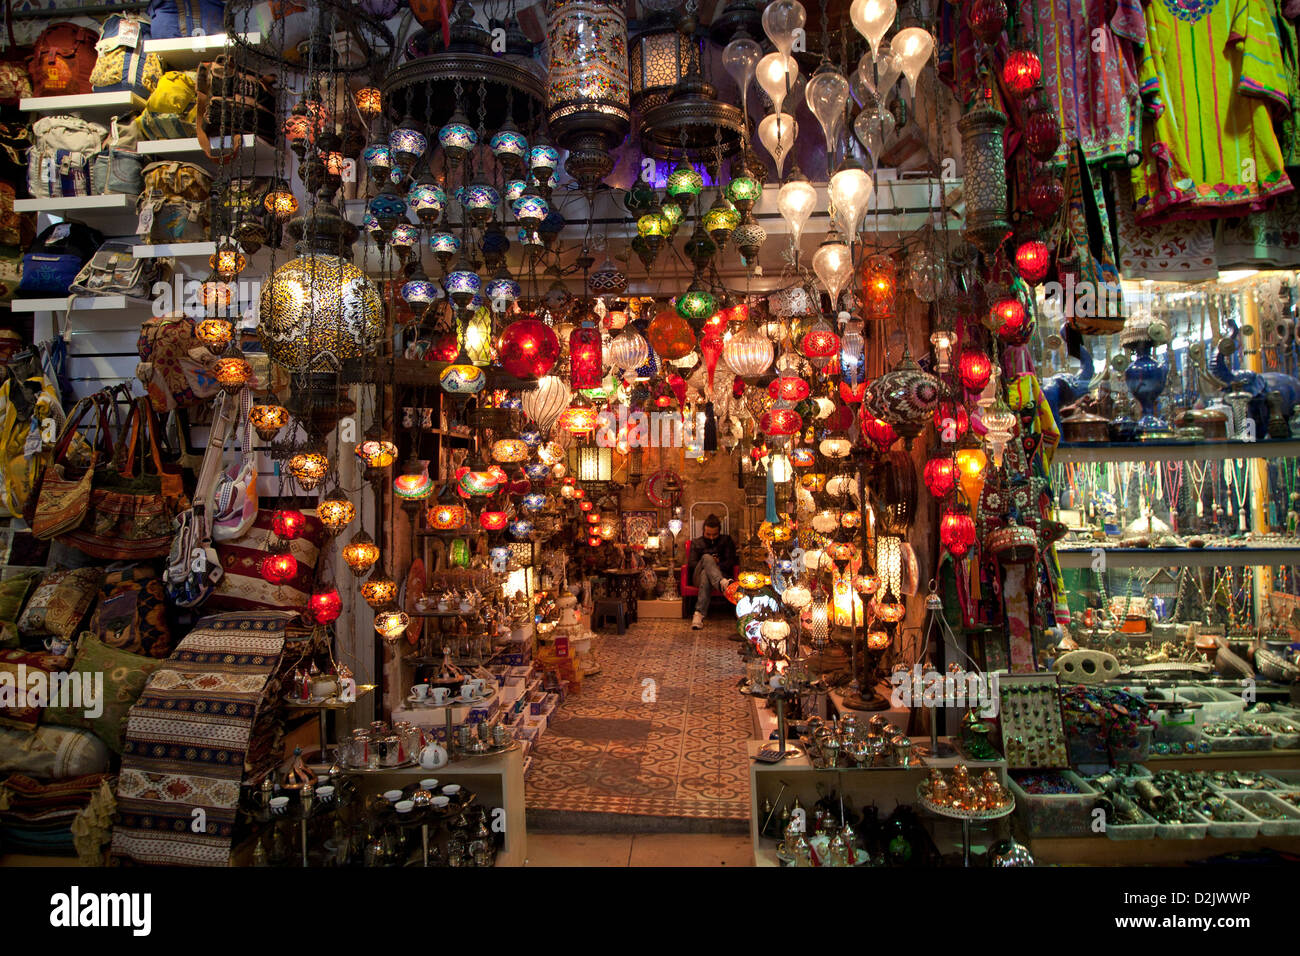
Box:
[525,617,752,829]
[111,611,294,866]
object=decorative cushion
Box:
[0,648,69,730]
[0,572,37,648]
[16,567,104,640]
[89,564,174,658]
[0,724,110,778]
[45,635,166,753]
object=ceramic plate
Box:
[404,558,425,645]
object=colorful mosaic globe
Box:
[530,143,560,177]
[512,194,550,229]
[438,121,478,157]
[407,182,447,224]
[490,129,528,166]
[259,255,384,373]
[485,275,522,308]
[463,183,500,224]
[439,363,486,394]
[505,179,528,203]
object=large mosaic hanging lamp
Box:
[258,201,383,382]
[545,0,632,190]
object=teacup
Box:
[316,785,335,803]
[269,796,289,815]
[442,784,461,797]
[383,789,403,802]
[394,800,414,814]
[429,686,450,705]
[43,637,70,657]
[460,683,478,701]
[420,778,439,790]
[411,684,429,700]
[431,795,450,809]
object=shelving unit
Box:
[1055,547,1300,569]
[20,91,144,117]
[142,32,262,68]
[1054,438,1300,464]
[13,194,133,215]
[135,134,258,156]
[9,295,149,313]
[132,241,217,259]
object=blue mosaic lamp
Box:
[388,114,427,176]
[390,223,420,261]
[464,181,500,227]
[512,192,550,231]
[363,142,391,182]
[445,259,482,309]
[407,180,447,225]
[490,122,529,171]
[529,135,559,180]
[505,179,528,203]
[429,231,461,269]
[439,108,478,165]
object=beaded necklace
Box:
[1161,460,1184,532]
[1188,460,1211,520]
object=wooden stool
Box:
[592,598,627,635]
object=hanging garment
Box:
[1015,0,1147,167]
[1131,0,1294,224]
[1215,188,1300,266]
[1112,173,1219,278]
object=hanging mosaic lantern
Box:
[958,80,1011,254]
[490,121,529,171]
[569,321,603,389]
[498,316,561,379]
[438,108,478,165]
[361,572,398,609]
[342,531,380,576]
[271,508,306,539]
[288,449,330,491]
[356,436,398,470]
[862,254,897,320]
[248,402,289,441]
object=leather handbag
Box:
[27,22,100,98]
[61,395,189,560]
[28,395,111,540]
[196,56,276,163]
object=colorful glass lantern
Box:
[864,415,898,451]
[675,284,716,327]
[264,183,298,219]
[260,549,298,585]
[393,459,433,500]
[725,175,762,214]
[958,348,993,392]
[608,328,650,375]
[374,608,410,640]
[429,231,461,267]
[647,309,695,360]
[1002,44,1042,96]
[271,508,306,540]
[440,362,486,394]
[464,181,500,227]
[194,317,233,351]
[214,350,254,394]
[863,253,897,320]
[388,114,427,175]
[354,86,382,117]
[361,572,398,609]
[390,224,420,260]
[558,399,601,436]
[989,288,1028,335]
[486,271,523,311]
[769,375,810,402]
[288,450,329,491]
[480,510,509,531]
[492,438,529,463]
[933,402,970,440]
[924,455,957,498]
[723,321,774,378]
[1024,89,1062,161]
[703,197,741,245]
[959,83,1012,253]
[362,142,391,182]
[438,109,478,164]
[342,531,380,576]
[1015,238,1051,286]
[840,329,866,387]
[940,507,976,557]
[512,193,550,230]
[569,323,603,389]
[930,328,956,373]
[407,181,447,225]
[316,491,356,536]
[446,262,483,309]
[954,436,988,508]
[499,317,560,379]
[460,307,493,365]
[427,503,468,531]
[530,140,560,179]
[490,127,529,169]
[792,447,816,468]
[307,587,343,625]
[760,407,802,436]
[666,159,704,208]
[248,402,289,441]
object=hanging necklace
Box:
[1226,458,1251,534]
[1187,460,1211,520]
[1162,460,1184,532]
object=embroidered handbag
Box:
[137,160,212,242]
[89,564,174,658]
[136,313,218,413]
[89,14,162,99]
[27,22,99,97]
[61,396,189,560]
[28,395,110,540]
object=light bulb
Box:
[756,52,799,113]
[777,173,818,247]
[812,233,854,306]
[723,34,764,125]
[762,0,806,57]
[829,161,873,239]
[850,0,896,60]
[758,113,799,176]
[893,26,934,100]
[805,67,850,168]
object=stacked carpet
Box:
[0,773,113,859]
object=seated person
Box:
[688,513,735,630]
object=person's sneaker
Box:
[691,611,705,629]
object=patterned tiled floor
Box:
[524,617,751,822]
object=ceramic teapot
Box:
[418,740,449,770]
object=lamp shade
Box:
[522,375,572,432]
[498,317,561,379]
[723,322,774,378]
[260,255,384,374]
[569,324,603,389]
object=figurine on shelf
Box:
[338,665,357,703]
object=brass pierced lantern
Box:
[958,81,1012,255]
[629,15,693,113]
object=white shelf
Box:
[1054,438,1300,463]
[133,241,216,259]
[142,32,261,68]
[14,194,133,215]
[136,134,255,156]
[1056,546,1300,569]
[10,295,150,313]
[20,91,145,117]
